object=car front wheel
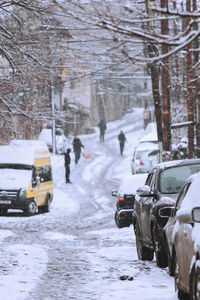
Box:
[152,226,168,268]
[24,200,38,216]
[190,263,200,300]
[174,254,189,300]
[135,222,154,261]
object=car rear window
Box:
[159,164,200,194]
[136,150,150,160]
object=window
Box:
[42,166,52,181]
[175,182,191,211]
[149,172,156,191]
[159,164,200,194]
[146,173,153,186]
[36,166,52,182]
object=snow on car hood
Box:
[0,169,32,190]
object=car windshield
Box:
[136,150,150,160]
[159,164,200,194]
[0,164,32,170]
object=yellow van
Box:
[0,140,53,215]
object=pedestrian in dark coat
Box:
[118,130,127,155]
[72,135,84,164]
[98,120,107,142]
[64,148,72,183]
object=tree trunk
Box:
[161,0,171,151]
[146,0,163,161]
[150,62,163,148]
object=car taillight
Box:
[118,195,124,202]
[140,161,144,166]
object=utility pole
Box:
[192,0,200,157]
[161,0,171,151]
[74,112,76,133]
[186,0,194,158]
[51,73,56,155]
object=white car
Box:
[140,122,158,144]
[131,142,159,174]
[38,128,67,154]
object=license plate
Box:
[0,200,11,204]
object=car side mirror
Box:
[192,207,200,223]
[136,185,153,197]
[112,190,118,197]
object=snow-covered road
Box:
[0,108,178,299]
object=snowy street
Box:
[0,108,177,300]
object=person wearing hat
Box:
[64,148,72,183]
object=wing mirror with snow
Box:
[136,185,154,197]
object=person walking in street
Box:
[72,135,84,164]
[64,148,72,183]
[118,130,127,155]
[98,120,107,142]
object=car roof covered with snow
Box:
[136,142,158,151]
[177,172,200,214]
[139,123,158,144]
[118,173,148,195]
[0,140,49,166]
[153,158,200,171]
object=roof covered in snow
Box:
[118,174,148,195]
[0,140,49,166]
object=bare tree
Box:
[0,1,71,141]
[52,0,200,155]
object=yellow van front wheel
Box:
[24,200,38,216]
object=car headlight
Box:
[19,188,27,200]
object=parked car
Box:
[160,172,200,299]
[0,140,53,215]
[139,122,158,144]
[131,142,159,174]
[144,122,157,135]
[162,169,200,276]
[112,174,148,228]
[133,159,200,268]
[38,128,67,154]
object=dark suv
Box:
[133,159,200,268]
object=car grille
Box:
[0,190,18,201]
